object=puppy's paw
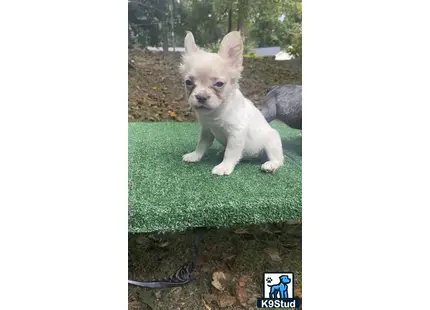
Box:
[261,160,282,173]
[212,163,234,176]
[183,152,202,163]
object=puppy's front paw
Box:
[183,152,202,163]
[212,163,234,176]
[261,160,282,173]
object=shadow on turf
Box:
[282,136,302,156]
[181,135,301,165]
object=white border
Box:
[0,0,127,309]
[1,0,430,309]
[304,0,430,309]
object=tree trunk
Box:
[236,0,245,32]
[236,1,242,31]
[171,0,175,51]
[228,8,232,33]
[159,0,168,52]
[237,17,243,32]
[128,23,133,49]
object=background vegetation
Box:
[128,0,302,57]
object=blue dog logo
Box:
[266,275,291,299]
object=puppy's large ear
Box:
[218,31,243,72]
[184,31,198,53]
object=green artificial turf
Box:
[128,122,302,233]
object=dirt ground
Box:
[129,223,302,310]
[128,48,302,122]
[128,49,302,310]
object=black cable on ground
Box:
[128,227,206,289]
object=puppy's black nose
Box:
[195,94,208,104]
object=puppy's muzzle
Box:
[195,94,208,104]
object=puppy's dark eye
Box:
[185,79,193,86]
[214,81,224,87]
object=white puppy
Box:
[179,31,284,175]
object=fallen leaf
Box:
[196,255,204,266]
[295,285,302,299]
[135,236,150,246]
[234,228,249,234]
[170,287,182,296]
[203,294,217,304]
[211,271,228,291]
[259,224,276,234]
[217,294,236,308]
[237,275,250,287]
[264,248,282,262]
[224,254,236,261]
[235,275,251,306]
[128,301,140,310]
[139,291,155,309]
[202,299,212,310]
[157,241,169,247]
[168,110,177,118]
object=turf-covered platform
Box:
[128,122,302,233]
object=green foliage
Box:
[176,0,222,47]
[128,0,164,47]
[128,0,302,57]
[247,0,301,56]
[243,51,259,58]
[203,42,220,53]
[287,24,302,58]
[203,37,256,55]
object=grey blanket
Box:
[260,84,302,130]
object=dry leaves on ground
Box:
[128,49,302,122]
[295,285,302,299]
[202,298,212,310]
[128,301,140,310]
[235,275,251,306]
[234,228,249,234]
[264,248,282,262]
[211,271,228,291]
[217,294,237,308]
[203,293,218,305]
